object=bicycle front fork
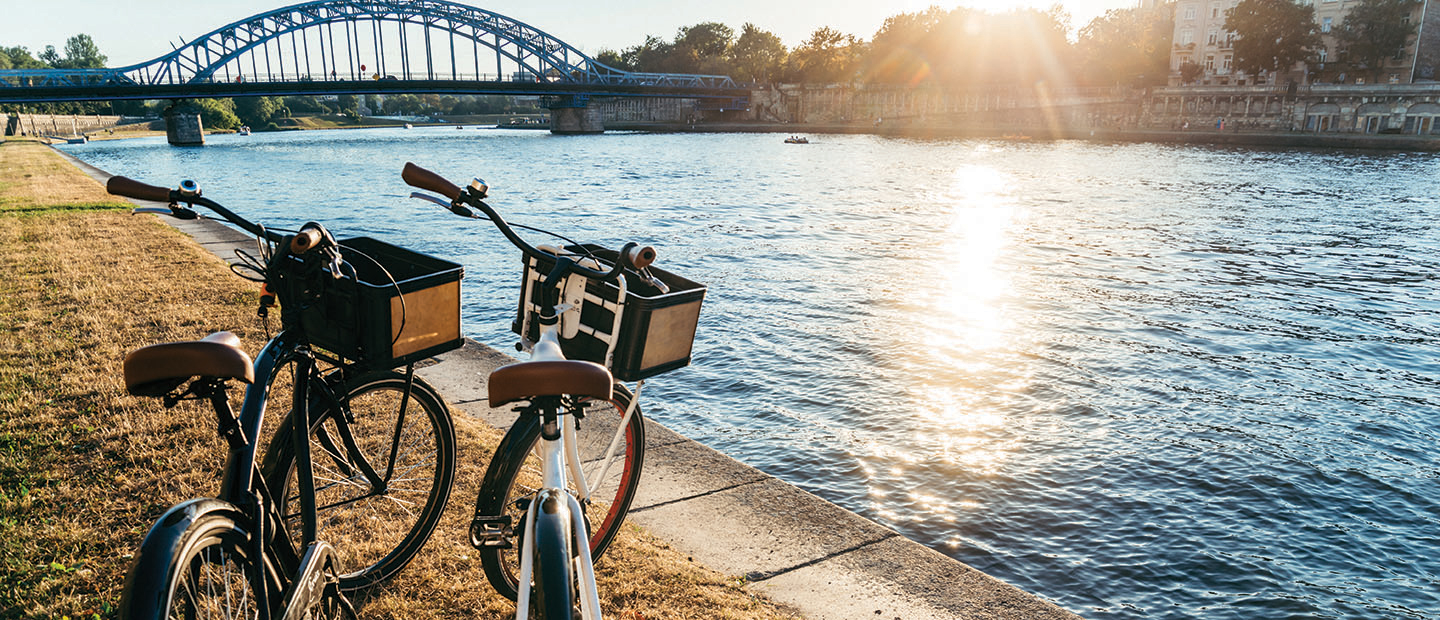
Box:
[515,433,602,619]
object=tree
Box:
[617,36,673,72]
[336,94,360,117]
[1179,60,1205,83]
[1075,5,1174,87]
[786,27,866,83]
[1,46,55,69]
[235,96,281,127]
[283,96,330,115]
[59,34,107,68]
[593,49,630,71]
[183,99,240,129]
[38,46,61,67]
[1333,0,1421,83]
[1225,0,1320,79]
[728,23,787,83]
[671,21,731,64]
[863,7,946,84]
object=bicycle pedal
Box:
[469,515,514,549]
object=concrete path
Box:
[58,147,1084,620]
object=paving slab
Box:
[59,146,1085,620]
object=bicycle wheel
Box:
[119,509,266,620]
[262,369,456,592]
[475,385,644,600]
[532,498,577,619]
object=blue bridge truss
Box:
[0,0,748,106]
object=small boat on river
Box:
[784,136,809,144]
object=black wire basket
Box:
[511,244,705,381]
[295,237,464,369]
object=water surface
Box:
[65,129,1440,619]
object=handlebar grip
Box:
[402,162,461,201]
[107,176,173,203]
[625,245,657,270]
[290,226,323,254]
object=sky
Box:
[3,0,1138,68]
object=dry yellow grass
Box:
[0,141,129,214]
[0,143,800,619]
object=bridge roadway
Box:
[52,147,1086,620]
[0,75,750,106]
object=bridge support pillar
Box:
[547,95,604,134]
[165,110,205,146]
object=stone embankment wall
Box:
[5,114,128,136]
[596,98,699,123]
[1144,84,1440,135]
[744,84,1139,129]
[594,82,1440,139]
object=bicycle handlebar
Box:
[400,162,462,202]
[107,175,284,245]
[290,225,325,255]
[401,162,654,282]
[106,175,173,203]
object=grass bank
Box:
[0,139,798,619]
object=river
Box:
[62,128,1440,620]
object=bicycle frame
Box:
[512,303,605,619]
[210,332,339,619]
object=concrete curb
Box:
[55,145,1084,620]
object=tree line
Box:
[596,6,1176,88]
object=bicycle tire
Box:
[119,508,267,620]
[261,369,456,592]
[532,496,577,619]
[476,385,644,600]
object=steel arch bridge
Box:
[0,0,747,106]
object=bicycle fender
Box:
[118,498,250,620]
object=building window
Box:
[1206,55,1216,70]
[1184,5,1198,20]
[1212,6,1221,18]
[1322,17,1332,33]
[1208,30,1219,45]
[1182,30,1195,45]
[1222,56,1233,72]
[1318,48,1328,63]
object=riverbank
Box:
[0,138,800,619]
[611,120,1440,151]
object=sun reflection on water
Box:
[864,160,1029,524]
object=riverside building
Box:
[1169,0,1440,86]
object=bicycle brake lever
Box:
[131,205,199,220]
[639,269,670,294]
[410,191,474,218]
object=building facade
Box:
[1171,0,1245,85]
[1170,0,1440,86]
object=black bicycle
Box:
[108,176,460,619]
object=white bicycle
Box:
[403,162,703,618]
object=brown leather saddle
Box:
[123,331,255,397]
[488,360,613,407]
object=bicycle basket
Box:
[289,237,464,369]
[511,244,705,381]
